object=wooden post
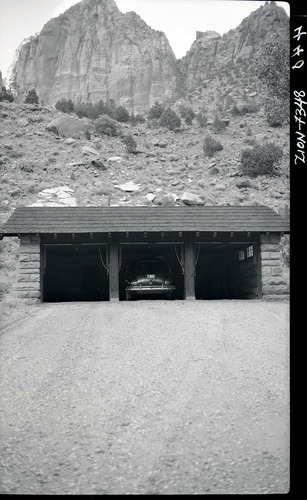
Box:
[109,241,119,301]
[184,241,195,300]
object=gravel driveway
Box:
[0,300,289,494]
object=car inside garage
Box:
[119,242,184,300]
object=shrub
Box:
[115,105,129,123]
[123,134,137,153]
[203,134,223,157]
[129,113,145,125]
[240,143,283,176]
[178,104,196,125]
[0,86,14,102]
[196,112,207,127]
[159,108,181,131]
[24,89,39,104]
[148,101,165,119]
[94,114,121,136]
[211,115,226,132]
[264,95,289,127]
[55,98,74,113]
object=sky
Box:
[0,0,290,79]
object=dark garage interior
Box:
[42,240,260,302]
[43,244,109,302]
[195,242,259,299]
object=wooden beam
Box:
[109,241,119,301]
[184,241,195,300]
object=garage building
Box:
[0,205,290,303]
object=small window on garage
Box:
[246,245,254,258]
[238,249,245,261]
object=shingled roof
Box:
[0,206,290,236]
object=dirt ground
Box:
[0,300,289,495]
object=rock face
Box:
[177,2,289,93]
[8,0,177,112]
[7,1,289,112]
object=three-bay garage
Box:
[0,206,290,302]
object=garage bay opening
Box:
[194,242,260,300]
[119,242,184,300]
[43,244,109,302]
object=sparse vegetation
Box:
[240,143,283,176]
[203,134,223,157]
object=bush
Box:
[94,114,121,136]
[148,101,165,119]
[55,98,74,113]
[231,101,259,116]
[129,113,145,125]
[178,104,196,125]
[115,105,129,123]
[159,108,181,131]
[203,134,223,157]
[0,86,14,102]
[24,89,39,104]
[211,115,226,132]
[240,143,283,176]
[264,95,289,127]
[123,134,137,153]
[196,112,207,127]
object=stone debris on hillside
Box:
[28,186,77,207]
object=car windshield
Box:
[130,260,165,278]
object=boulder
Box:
[116,181,141,192]
[181,192,204,206]
[17,118,29,126]
[46,115,87,138]
[146,193,156,202]
[108,156,123,163]
[82,145,100,157]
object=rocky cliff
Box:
[177,2,289,95]
[8,0,289,112]
[8,0,177,112]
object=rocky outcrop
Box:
[177,2,289,93]
[8,0,177,113]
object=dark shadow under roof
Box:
[0,206,290,236]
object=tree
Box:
[159,108,181,131]
[115,105,129,123]
[24,89,39,104]
[0,86,14,102]
[148,101,165,120]
[255,33,289,125]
